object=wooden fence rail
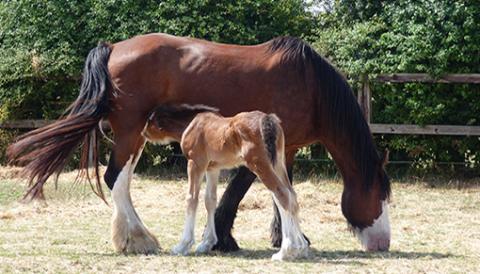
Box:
[2,73,480,136]
[357,73,480,136]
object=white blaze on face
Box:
[355,200,391,251]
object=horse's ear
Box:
[381,149,389,168]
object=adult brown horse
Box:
[8,33,391,254]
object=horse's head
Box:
[341,149,391,252]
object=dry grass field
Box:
[0,166,479,273]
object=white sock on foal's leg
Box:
[271,192,309,261]
[173,160,203,255]
[196,170,219,253]
[172,205,197,255]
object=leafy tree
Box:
[0,0,313,120]
[0,0,313,168]
[314,0,480,173]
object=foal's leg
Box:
[271,149,296,247]
[273,152,309,260]
[196,169,219,253]
[246,157,308,261]
[105,128,159,255]
[172,159,205,255]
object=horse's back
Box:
[107,33,318,145]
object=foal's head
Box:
[144,104,219,143]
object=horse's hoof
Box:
[112,225,160,255]
[212,234,240,252]
[125,231,160,255]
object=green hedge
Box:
[0,0,313,170]
[0,0,313,120]
[312,0,480,174]
[1,1,479,176]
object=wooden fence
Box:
[357,73,480,136]
[2,73,480,136]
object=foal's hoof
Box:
[172,240,194,256]
[271,247,309,261]
[272,233,311,248]
[271,251,285,261]
[195,240,216,254]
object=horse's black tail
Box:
[7,43,113,201]
[260,114,281,166]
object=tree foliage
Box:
[0,0,312,120]
[0,0,313,169]
[1,0,479,174]
[313,0,480,172]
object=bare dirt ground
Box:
[0,166,479,273]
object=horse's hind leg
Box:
[105,126,159,255]
[271,149,296,247]
[172,159,206,255]
[196,169,219,253]
[246,156,308,261]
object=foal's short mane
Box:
[150,104,219,130]
[268,37,390,199]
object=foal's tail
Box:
[260,114,282,165]
[7,43,113,201]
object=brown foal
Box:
[145,104,308,260]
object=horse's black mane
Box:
[268,36,390,199]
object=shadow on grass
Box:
[204,247,455,264]
[1,248,454,267]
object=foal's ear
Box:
[380,149,390,168]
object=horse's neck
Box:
[322,131,377,188]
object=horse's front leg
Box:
[213,166,257,252]
[172,159,205,255]
[105,129,159,255]
[196,169,219,253]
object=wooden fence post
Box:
[357,74,371,123]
